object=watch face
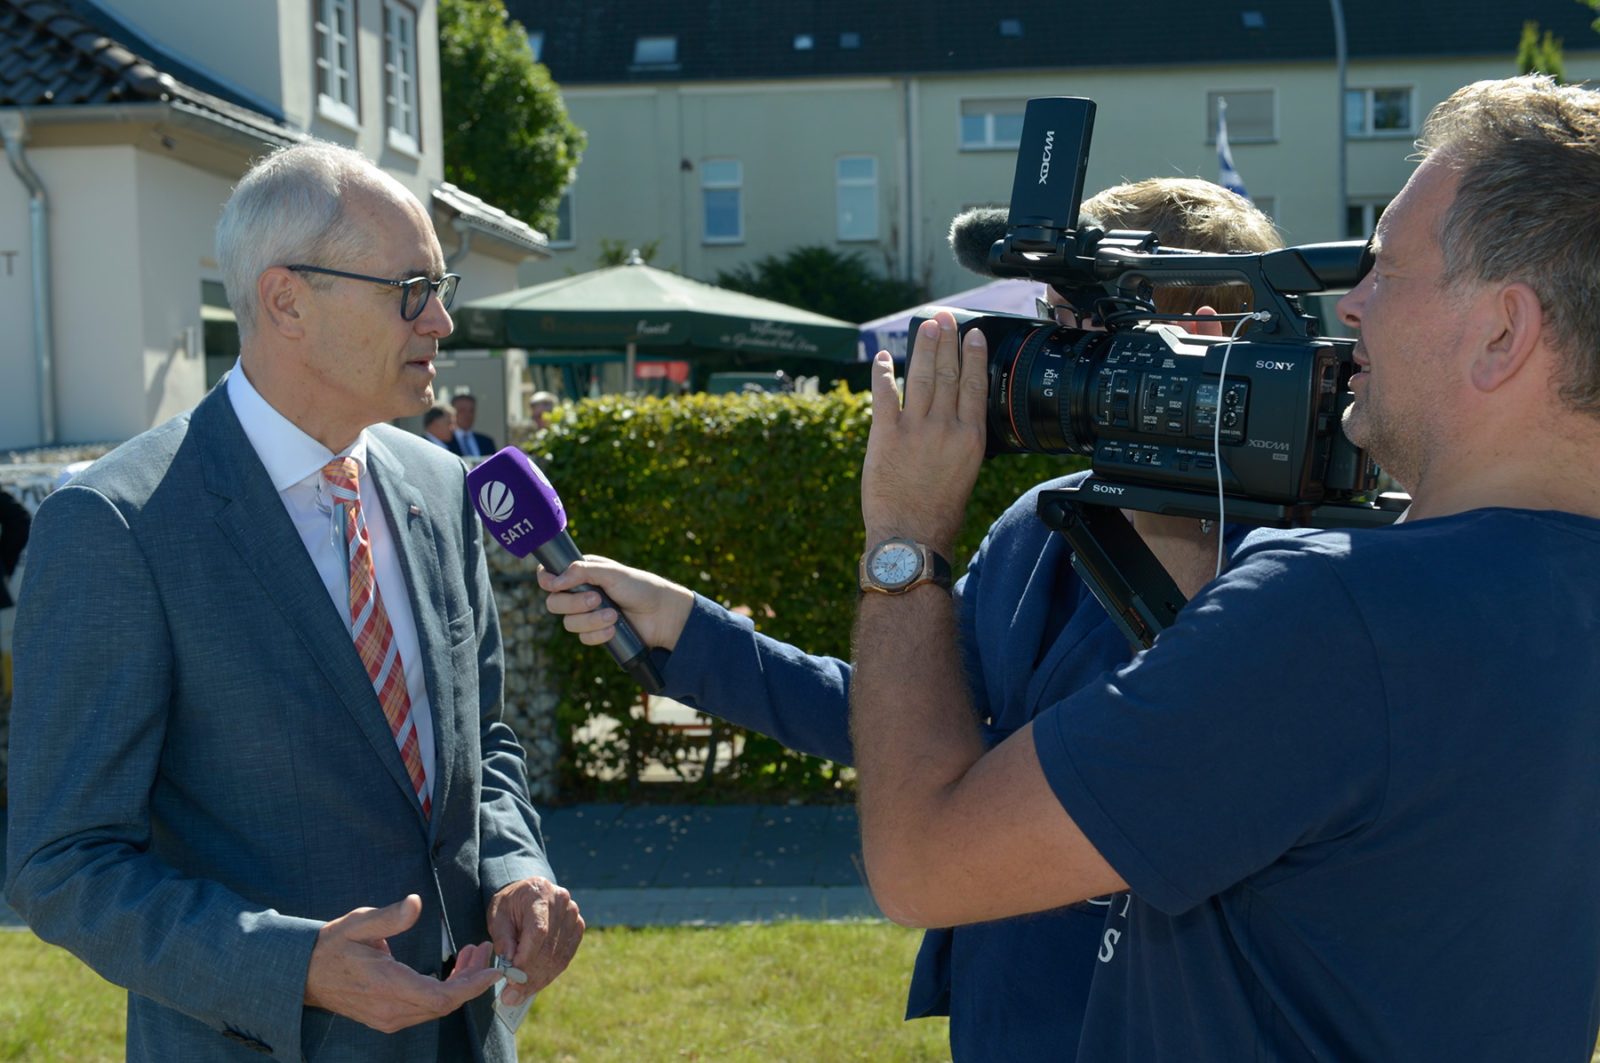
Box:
[869,542,921,588]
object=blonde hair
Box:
[1079,177,1283,315]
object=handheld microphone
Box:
[466,447,665,694]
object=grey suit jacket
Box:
[4,382,554,1062]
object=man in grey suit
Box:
[4,141,582,1061]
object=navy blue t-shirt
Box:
[1034,508,1600,1062]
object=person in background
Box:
[5,140,582,1063]
[851,74,1600,1062]
[528,391,558,431]
[451,393,494,457]
[423,402,457,450]
[539,178,1281,1060]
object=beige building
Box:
[510,1,1600,301]
[0,0,548,452]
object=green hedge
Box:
[529,387,1087,801]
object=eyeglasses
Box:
[287,265,460,321]
[1034,296,1079,326]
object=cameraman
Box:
[542,178,1281,1059]
[852,75,1600,1061]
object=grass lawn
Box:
[0,921,950,1062]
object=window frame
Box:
[701,159,744,245]
[314,0,361,129]
[1345,85,1415,138]
[1204,89,1277,144]
[550,188,576,248]
[1345,198,1391,240]
[835,155,879,242]
[383,0,421,156]
[959,98,1026,151]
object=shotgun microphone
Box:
[466,447,664,694]
[947,206,1011,278]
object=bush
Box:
[530,388,1086,802]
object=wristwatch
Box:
[858,538,953,595]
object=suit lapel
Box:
[195,388,431,829]
[366,436,463,837]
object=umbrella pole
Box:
[625,341,636,394]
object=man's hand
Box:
[539,556,695,652]
[487,877,585,1007]
[303,894,501,1034]
[861,312,989,553]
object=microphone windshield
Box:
[948,206,1011,277]
[465,446,567,558]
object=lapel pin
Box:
[409,504,422,516]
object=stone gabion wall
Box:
[483,544,564,804]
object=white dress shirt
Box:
[227,363,436,804]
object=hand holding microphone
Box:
[467,447,665,694]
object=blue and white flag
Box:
[1217,97,1251,201]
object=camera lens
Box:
[984,322,1104,456]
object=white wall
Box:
[134,149,237,429]
[528,52,1600,306]
[0,156,40,449]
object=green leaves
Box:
[532,390,1082,801]
[438,0,586,232]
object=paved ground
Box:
[1,802,881,931]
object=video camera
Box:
[912,96,1404,646]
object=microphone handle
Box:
[534,531,665,694]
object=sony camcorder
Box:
[922,95,1395,529]
[914,96,1402,646]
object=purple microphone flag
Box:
[465,447,567,558]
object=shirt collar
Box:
[226,360,370,489]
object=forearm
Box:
[662,594,856,765]
[850,587,988,926]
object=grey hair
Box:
[215,140,388,339]
[1418,75,1600,416]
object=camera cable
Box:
[1211,311,1274,577]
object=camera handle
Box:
[1039,480,1410,650]
[1037,490,1188,652]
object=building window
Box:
[1205,89,1275,142]
[999,18,1023,37]
[960,98,1026,150]
[384,1,420,154]
[314,0,359,127]
[527,30,544,62]
[794,34,814,50]
[551,189,575,247]
[840,31,861,49]
[1346,199,1390,239]
[701,159,742,243]
[836,156,878,241]
[633,36,678,66]
[1345,87,1413,137]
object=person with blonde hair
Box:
[542,177,1282,1060]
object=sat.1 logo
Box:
[477,480,515,522]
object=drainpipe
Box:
[444,217,474,270]
[0,110,57,446]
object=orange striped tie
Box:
[322,458,430,818]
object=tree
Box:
[716,245,929,323]
[438,0,585,234]
[1517,20,1566,81]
